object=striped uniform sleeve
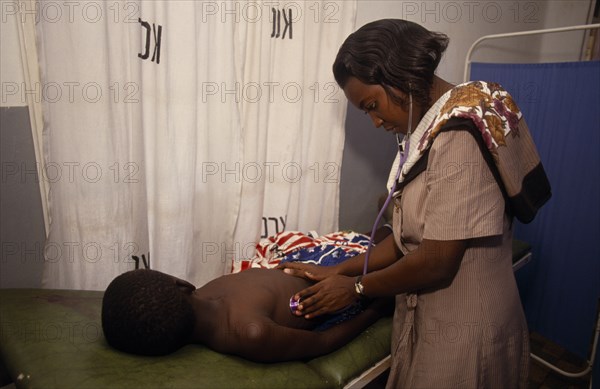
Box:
[422,130,505,241]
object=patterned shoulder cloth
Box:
[389,81,551,223]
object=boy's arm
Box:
[208,300,390,363]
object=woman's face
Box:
[343,76,415,134]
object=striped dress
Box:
[386,129,530,388]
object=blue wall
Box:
[472,61,600,381]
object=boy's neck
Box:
[189,294,220,343]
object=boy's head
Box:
[101,269,196,356]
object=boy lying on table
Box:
[101,266,392,363]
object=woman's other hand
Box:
[277,262,338,280]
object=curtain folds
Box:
[37,1,356,289]
[231,1,356,272]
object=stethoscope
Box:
[361,91,413,275]
[290,91,413,313]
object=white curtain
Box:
[37,0,356,290]
[38,1,151,289]
[231,1,357,271]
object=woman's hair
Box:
[101,269,195,356]
[333,19,449,108]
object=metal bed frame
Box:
[463,23,600,82]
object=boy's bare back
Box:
[192,268,317,331]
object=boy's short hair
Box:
[101,269,195,356]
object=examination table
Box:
[0,240,530,389]
[0,287,391,389]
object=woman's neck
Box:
[430,76,455,103]
[414,76,455,126]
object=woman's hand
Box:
[292,273,359,319]
[277,262,339,280]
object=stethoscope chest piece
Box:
[289,296,301,313]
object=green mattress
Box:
[0,288,392,389]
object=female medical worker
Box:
[279,19,549,388]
